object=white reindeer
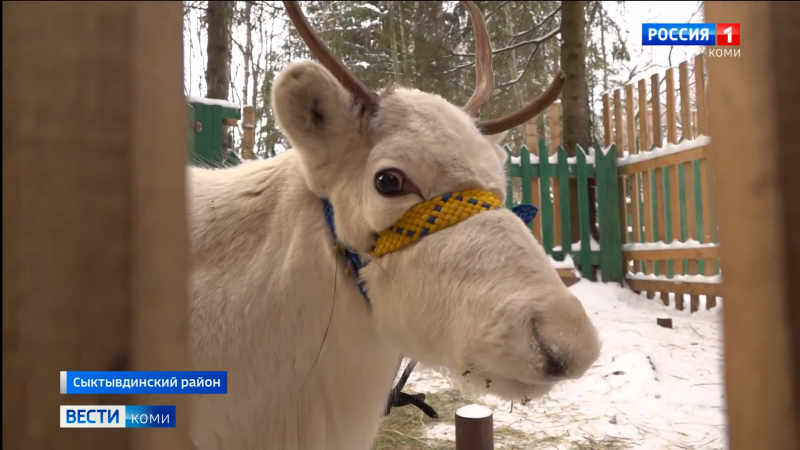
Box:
[187,2,602,449]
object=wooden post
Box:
[706,2,800,450]
[242,105,255,159]
[3,3,190,450]
[455,404,493,450]
[524,120,543,244]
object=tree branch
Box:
[496,44,542,90]
[451,26,560,57]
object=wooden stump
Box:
[455,404,493,450]
[656,318,673,329]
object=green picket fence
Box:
[505,139,624,283]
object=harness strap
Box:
[322,198,434,418]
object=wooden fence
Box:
[505,54,720,313]
[504,135,623,284]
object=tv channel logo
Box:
[59,405,176,428]
[642,23,740,46]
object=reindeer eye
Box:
[374,169,405,196]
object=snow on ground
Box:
[402,279,726,449]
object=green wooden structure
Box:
[505,140,624,283]
[187,99,242,168]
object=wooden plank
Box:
[602,93,612,147]
[706,2,800,449]
[556,267,580,288]
[625,279,721,297]
[680,61,700,308]
[638,80,655,281]
[595,142,624,283]
[525,120,537,147]
[618,146,708,175]
[651,73,666,279]
[504,148,515,209]
[525,123,543,243]
[651,73,663,148]
[665,68,683,284]
[626,84,638,155]
[614,90,629,249]
[538,139,555,254]
[2,2,190,450]
[626,84,642,272]
[520,146,533,206]
[695,54,717,253]
[504,148,513,205]
[557,147,571,255]
[576,147,593,279]
[623,246,720,261]
[242,105,255,159]
[549,105,562,249]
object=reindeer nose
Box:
[530,320,569,378]
[528,295,602,381]
[540,339,569,378]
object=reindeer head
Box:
[273,1,601,401]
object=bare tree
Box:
[206,1,233,99]
[561,0,593,243]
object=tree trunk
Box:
[242,1,252,107]
[560,1,591,244]
[398,2,410,85]
[388,2,400,82]
[206,1,232,100]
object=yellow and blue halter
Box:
[320,190,537,419]
[322,189,538,303]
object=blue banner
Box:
[60,371,227,394]
[642,23,716,46]
[60,405,176,428]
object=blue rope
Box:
[511,204,539,226]
[321,198,370,302]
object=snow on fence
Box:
[506,54,719,313]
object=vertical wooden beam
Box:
[524,120,543,244]
[242,105,255,159]
[679,61,700,311]
[665,68,684,297]
[613,89,628,250]
[2,2,190,450]
[625,84,641,274]
[549,105,563,250]
[638,80,655,290]
[706,2,800,450]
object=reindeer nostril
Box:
[540,342,568,377]
[530,319,569,378]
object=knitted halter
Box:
[321,190,538,419]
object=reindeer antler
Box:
[461,1,494,117]
[461,1,566,135]
[283,1,380,112]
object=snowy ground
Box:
[393,280,727,449]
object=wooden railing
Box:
[505,54,720,313]
[605,54,720,312]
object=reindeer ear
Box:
[483,130,508,147]
[272,61,364,166]
[483,130,509,163]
